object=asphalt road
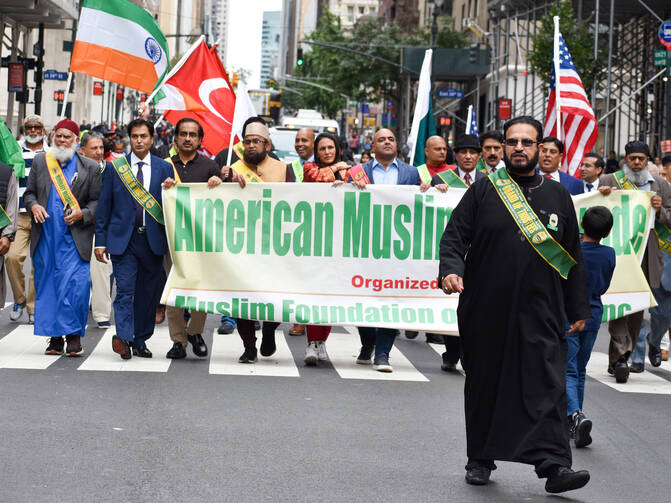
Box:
[0,305,669,503]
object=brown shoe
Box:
[155,305,166,324]
[289,324,306,336]
[662,349,669,362]
[112,335,132,360]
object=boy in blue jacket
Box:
[567,206,616,448]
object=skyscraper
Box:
[260,11,281,86]
[209,0,230,67]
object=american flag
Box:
[466,104,479,136]
[543,31,598,177]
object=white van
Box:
[280,109,340,135]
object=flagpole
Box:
[553,16,562,141]
[465,105,473,134]
[225,83,244,167]
[144,34,206,107]
[59,72,73,120]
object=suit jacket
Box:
[95,153,173,256]
[559,171,584,195]
[600,170,671,288]
[24,151,102,261]
[361,158,420,185]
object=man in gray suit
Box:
[24,118,102,356]
[598,140,671,382]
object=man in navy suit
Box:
[538,137,584,195]
[351,128,425,373]
[94,118,173,360]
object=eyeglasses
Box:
[505,138,538,148]
[24,125,42,131]
[177,131,199,138]
[242,138,265,146]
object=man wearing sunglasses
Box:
[439,116,590,494]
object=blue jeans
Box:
[566,330,598,415]
[631,287,671,363]
[357,327,396,358]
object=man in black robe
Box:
[438,116,591,494]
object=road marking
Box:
[587,352,671,394]
[209,329,299,377]
[325,326,428,381]
[78,326,174,372]
[4,301,13,309]
[0,325,62,370]
[428,342,465,375]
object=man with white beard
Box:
[7,115,48,324]
[598,141,671,382]
[24,119,102,356]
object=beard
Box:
[51,145,76,163]
[624,164,649,186]
[243,149,267,165]
[503,150,539,174]
[25,134,43,145]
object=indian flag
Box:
[407,49,436,166]
[70,0,169,93]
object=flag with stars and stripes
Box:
[465,104,478,136]
[543,17,598,177]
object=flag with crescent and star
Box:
[153,38,236,154]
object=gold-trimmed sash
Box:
[436,169,469,188]
[111,157,164,225]
[164,157,182,182]
[349,164,370,184]
[232,160,263,183]
[45,151,80,210]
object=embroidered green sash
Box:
[489,169,577,279]
[416,164,431,184]
[436,169,469,188]
[111,157,164,225]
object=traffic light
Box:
[268,79,276,91]
[232,72,239,87]
[296,48,303,66]
[469,44,478,64]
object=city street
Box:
[1,307,670,502]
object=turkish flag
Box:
[155,40,235,155]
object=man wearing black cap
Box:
[598,141,671,381]
[434,135,487,189]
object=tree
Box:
[527,1,607,96]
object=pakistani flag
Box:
[408,49,436,166]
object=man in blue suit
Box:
[538,136,584,195]
[351,128,426,373]
[94,118,173,360]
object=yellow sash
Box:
[164,157,182,182]
[45,151,80,210]
[232,160,263,183]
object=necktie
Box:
[135,161,145,227]
[544,173,552,179]
[490,166,497,172]
[586,183,593,192]
[464,173,471,186]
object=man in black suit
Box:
[25,118,102,356]
[452,134,487,186]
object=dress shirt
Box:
[542,170,560,182]
[372,158,399,185]
[485,160,505,173]
[457,167,477,184]
[130,152,151,225]
[583,178,599,192]
[299,155,314,166]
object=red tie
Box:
[464,173,471,186]
[544,173,552,178]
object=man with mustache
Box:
[7,114,47,324]
[439,116,591,494]
[538,137,584,195]
[478,130,505,174]
[598,141,671,379]
[24,119,102,356]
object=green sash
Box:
[476,158,489,175]
[489,169,577,279]
[111,157,164,225]
[613,170,671,254]
[436,169,468,188]
[417,164,431,184]
[0,204,10,228]
[291,158,304,182]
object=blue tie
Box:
[586,183,593,192]
[135,161,144,227]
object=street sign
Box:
[659,20,671,50]
[8,63,24,92]
[1,56,35,69]
[436,88,465,99]
[44,69,68,81]
[498,98,512,120]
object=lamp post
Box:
[430,0,445,48]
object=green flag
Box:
[0,119,25,178]
[408,49,437,167]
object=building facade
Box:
[260,11,282,86]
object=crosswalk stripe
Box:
[587,352,671,394]
[208,329,300,377]
[0,325,61,370]
[78,326,174,372]
[325,326,428,382]
[427,342,465,375]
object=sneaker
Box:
[567,415,576,440]
[316,340,328,361]
[97,320,111,329]
[629,361,644,373]
[9,302,25,321]
[373,354,393,372]
[572,412,593,448]
[65,334,83,357]
[28,313,34,324]
[45,337,64,355]
[238,347,257,363]
[304,341,319,366]
[217,321,235,334]
[356,346,373,364]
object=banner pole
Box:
[59,72,73,120]
[553,16,562,142]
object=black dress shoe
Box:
[545,466,590,494]
[426,333,444,344]
[260,332,276,357]
[649,345,662,367]
[630,361,644,373]
[112,335,131,360]
[166,342,187,359]
[613,359,629,383]
[465,466,491,485]
[405,330,418,339]
[132,346,153,358]
[441,352,457,372]
[188,334,208,357]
